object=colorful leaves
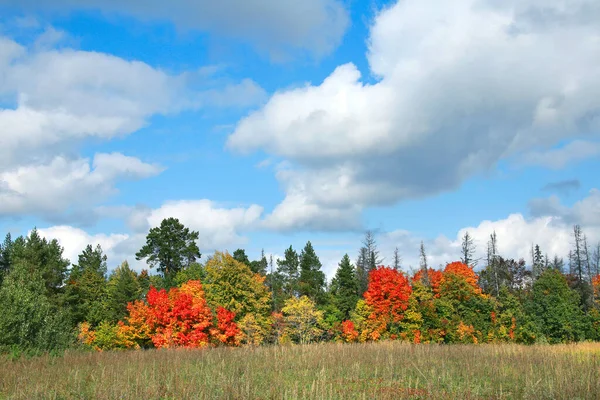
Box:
[364,266,412,324]
[79,280,240,350]
[341,320,359,343]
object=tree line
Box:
[1,217,599,354]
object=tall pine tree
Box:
[298,241,326,304]
[277,245,300,298]
[330,254,360,319]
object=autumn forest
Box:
[1,217,599,355]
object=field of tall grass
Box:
[1,342,599,399]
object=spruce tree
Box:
[532,244,545,279]
[298,241,326,304]
[103,261,142,323]
[64,244,108,326]
[330,254,360,319]
[276,245,299,298]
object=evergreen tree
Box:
[330,254,360,319]
[249,249,268,275]
[532,244,545,279]
[0,233,12,285]
[460,231,477,267]
[298,241,326,304]
[232,249,251,266]
[103,261,142,323]
[64,244,108,326]
[135,217,201,277]
[276,246,300,298]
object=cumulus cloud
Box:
[36,198,266,270]
[0,34,265,170]
[0,32,265,221]
[376,189,600,273]
[529,189,600,226]
[1,0,349,59]
[36,225,134,268]
[99,199,265,251]
[228,0,600,231]
[0,153,162,219]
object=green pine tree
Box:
[298,241,326,305]
[330,254,360,319]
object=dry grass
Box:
[1,342,599,399]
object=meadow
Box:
[1,342,599,399]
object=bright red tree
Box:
[114,280,239,349]
[364,266,412,324]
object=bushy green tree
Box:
[0,260,73,353]
[528,269,588,343]
[9,229,70,305]
[135,218,201,277]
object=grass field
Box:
[1,342,599,399]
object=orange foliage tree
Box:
[412,268,443,296]
[340,320,359,343]
[364,266,412,325]
[593,274,600,299]
[439,261,483,301]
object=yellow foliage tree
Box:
[281,296,324,344]
[203,251,272,320]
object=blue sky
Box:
[1,0,599,278]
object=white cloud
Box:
[0,32,265,221]
[128,200,265,251]
[228,0,600,231]
[529,189,600,226]
[35,198,267,270]
[2,0,349,59]
[377,189,600,273]
[0,34,265,170]
[0,153,162,219]
[36,225,133,268]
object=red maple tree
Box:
[364,266,412,324]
